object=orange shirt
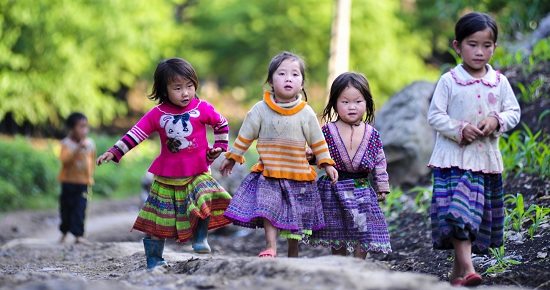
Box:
[58,137,95,185]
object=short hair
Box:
[65,112,87,129]
[455,12,498,43]
[265,51,308,101]
[149,58,199,103]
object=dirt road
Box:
[0,197,524,290]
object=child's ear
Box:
[452,40,461,55]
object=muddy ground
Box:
[0,179,546,290]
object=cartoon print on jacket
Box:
[160,110,200,153]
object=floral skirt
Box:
[224,173,325,240]
[132,173,232,242]
[306,176,391,253]
[430,167,504,254]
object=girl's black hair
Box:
[66,112,87,129]
[321,72,375,124]
[455,12,498,43]
[265,51,308,101]
[149,58,199,104]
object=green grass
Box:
[499,125,550,178]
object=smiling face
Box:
[453,27,496,78]
[167,76,196,107]
[335,86,367,125]
[270,59,304,102]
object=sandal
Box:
[258,248,276,258]
[463,272,482,287]
[450,277,464,287]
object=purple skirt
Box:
[307,177,391,253]
[224,173,325,235]
[430,167,504,254]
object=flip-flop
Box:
[450,277,464,287]
[463,272,482,287]
[258,248,276,258]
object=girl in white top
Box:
[427,12,520,287]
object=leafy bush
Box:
[499,125,550,178]
[0,137,59,211]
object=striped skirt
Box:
[132,173,232,242]
[306,177,391,254]
[430,167,504,254]
[224,172,325,240]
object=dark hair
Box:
[322,72,375,124]
[149,58,199,104]
[265,51,308,101]
[455,12,498,43]
[66,112,87,129]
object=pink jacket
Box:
[109,98,229,177]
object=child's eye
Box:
[278,72,285,76]
[293,73,299,77]
[187,84,194,88]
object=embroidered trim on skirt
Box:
[132,173,232,242]
[430,167,504,254]
[306,176,391,253]
[224,172,325,240]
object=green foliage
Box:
[0,137,59,211]
[408,0,550,54]
[383,187,404,219]
[504,193,536,232]
[527,205,550,240]
[1,0,438,128]
[0,135,155,212]
[484,246,521,274]
[0,0,180,126]
[499,125,550,178]
[516,77,545,103]
[410,186,432,214]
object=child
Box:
[307,72,391,258]
[220,51,338,258]
[96,58,232,269]
[58,112,95,245]
[428,12,520,286]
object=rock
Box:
[375,81,436,187]
[210,157,249,194]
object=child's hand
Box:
[96,152,114,166]
[324,165,338,183]
[478,116,499,136]
[207,147,223,161]
[461,124,483,145]
[305,147,314,161]
[377,192,387,202]
[220,159,236,176]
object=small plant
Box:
[484,246,521,274]
[517,77,545,103]
[527,205,550,239]
[499,125,550,178]
[383,187,404,219]
[504,193,536,232]
[410,186,432,214]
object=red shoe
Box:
[463,273,482,287]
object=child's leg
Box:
[143,235,168,269]
[58,184,71,241]
[263,218,278,255]
[287,239,299,257]
[353,246,367,259]
[72,188,88,241]
[451,238,475,277]
[192,217,211,253]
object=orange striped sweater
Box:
[226,92,334,181]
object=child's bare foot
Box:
[75,237,92,245]
[59,234,67,244]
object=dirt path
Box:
[0,198,526,290]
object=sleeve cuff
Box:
[317,158,335,168]
[108,146,122,163]
[489,111,505,137]
[225,152,245,164]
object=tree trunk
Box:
[327,0,351,100]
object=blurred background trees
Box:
[3,0,546,131]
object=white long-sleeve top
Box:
[427,64,521,173]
